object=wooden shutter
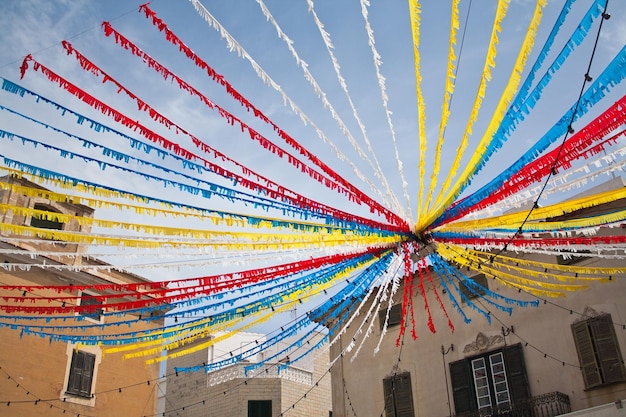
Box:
[383,372,415,417]
[379,304,403,330]
[67,351,95,397]
[395,373,415,417]
[590,315,626,385]
[572,319,603,388]
[449,359,477,414]
[383,376,395,416]
[79,352,95,397]
[503,343,531,414]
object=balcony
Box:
[207,362,314,387]
[452,391,571,417]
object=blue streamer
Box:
[434,2,615,226]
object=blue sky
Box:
[0,0,624,331]
[1,1,624,222]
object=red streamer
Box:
[0,247,390,314]
[424,262,455,333]
[20,53,404,233]
[442,94,626,225]
[132,4,408,230]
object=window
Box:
[572,313,626,389]
[460,274,488,301]
[30,203,64,230]
[379,303,403,330]
[80,293,103,322]
[248,400,272,417]
[383,371,415,417]
[66,350,96,398]
[449,344,530,415]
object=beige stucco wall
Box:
[0,268,165,417]
[0,177,165,417]
[329,251,626,417]
[165,333,332,417]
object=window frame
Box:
[379,303,403,331]
[248,399,272,417]
[66,350,96,399]
[449,343,530,415]
[572,313,626,390]
[79,291,104,323]
[29,203,65,231]
[460,273,488,302]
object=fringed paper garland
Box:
[422,0,514,230]
[18,56,405,233]
[428,0,608,228]
[440,94,626,225]
[98,21,406,228]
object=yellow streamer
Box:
[458,246,623,280]
[434,188,626,233]
[407,0,428,225]
[101,253,383,362]
[0,175,371,235]
[421,0,546,232]
[424,0,461,213]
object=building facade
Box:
[0,176,167,416]
[165,331,332,417]
[329,178,626,417]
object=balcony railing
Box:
[207,362,313,387]
[451,391,570,417]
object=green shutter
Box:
[67,351,95,398]
[450,359,477,414]
[383,372,415,417]
[589,315,626,385]
[572,319,602,388]
[383,376,395,417]
[79,352,95,397]
[503,343,531,415]
[503,344,529,403]
[395,373,415,417]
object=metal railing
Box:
[451,391,571,417]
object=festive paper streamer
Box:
[0,127,332,218]
[429,254,473,324]
[18,57,404,233]
[252,0,399,216]
[451,246,622,282]
[440,93,626,224]
[407,0,428,224]
[430,0,602,220]
[159,251,393,365]
[423,259,455,332]
[99,21,406,228]
[355,0,411,220]
[250,0,404,219]
[0,202,401,249]
[0,248,390,315]
[183,0,402,223]
[423,0,461,213]
[424,0,545,231]
[434,186,626,236]
[460,142,626,219]
[431,43,626,229]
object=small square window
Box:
[460,274,488,301]
[80,293,104,322]
[248,400,272,417]
[379,303,403,331]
